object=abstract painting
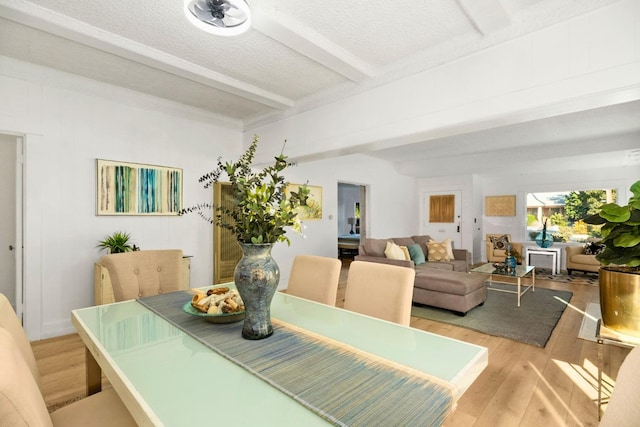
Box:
[97,159,182,215]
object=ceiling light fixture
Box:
[184,0,251,36]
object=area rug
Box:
[411,284,573,347]
[535,268,598,286]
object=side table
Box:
[595,319,639,420]
[524,246,561,275]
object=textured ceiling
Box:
[0,0,636,176]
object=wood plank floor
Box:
[32,259,628,426]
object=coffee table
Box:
[471,263,535,307]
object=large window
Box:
[526,189,616,242]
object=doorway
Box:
[0,133,23,316]
[337,183,367,260]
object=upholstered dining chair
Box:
[99,249,188,302]
[599,345,640,426]
[343,261,415,326]
[285,255,342,306]
[0,293,137,426]
[0,293,42,392]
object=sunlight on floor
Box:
[529,362,582,425]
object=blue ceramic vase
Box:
[505,256,517,270]
[234,243,280,340]
[535,232,554,248]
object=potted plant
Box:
[586,179,640,337]
[97,231,135,254]
[181,135,309,340]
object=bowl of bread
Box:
[182,286,245,323]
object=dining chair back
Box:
[343,261,415,326]
[286,255,342,306]
[99,249,187,301]
[0,328,138,427]
[0,293,41,392]
[599,345,640,426]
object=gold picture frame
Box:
[485,195,516,216]
[286,184,322,221]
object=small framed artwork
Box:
[96,159,183,215]
[286,184,322,221]
[485,195,516,216]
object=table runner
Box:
[138,291,454,426]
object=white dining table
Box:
[72,287,488,426]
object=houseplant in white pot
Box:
[586,179,640,337]
[181,135,309,339]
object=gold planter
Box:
[599,267,640,337]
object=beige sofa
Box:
[354,236,486,315]
[565,245,601,275]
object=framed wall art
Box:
[96,159,183,216]
[286,184,322,221]
[485,195,516,216]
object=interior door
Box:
[213,182,243,284]
[422,190,462,249]
[0,135,17,308]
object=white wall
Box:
[0,57,243,339]
[272,154,418,288]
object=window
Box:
[526,189,616,242]
[429,195,455,223]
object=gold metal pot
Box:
[599,267,640,337]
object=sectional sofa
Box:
[355,235,487,315]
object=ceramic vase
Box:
[505,256,517,270]
[535,232,554,248]
[233,243,280,340]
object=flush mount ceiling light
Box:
[184,0,251,36]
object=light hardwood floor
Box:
[32,260,628,426]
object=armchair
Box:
[565,245,601,275]
[486,234,523,264]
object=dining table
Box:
[72,285,488,426]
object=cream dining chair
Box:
[0,294,137,426]
[599,345,640,426]
[343,261,415,326]
[285,255,342,306]
[99,249,187,302]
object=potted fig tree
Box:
[586,179,640,337]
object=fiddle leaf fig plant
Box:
[586,180,640,270]
[97,231,135,254]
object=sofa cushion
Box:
[384,242,408,260]
[427,240,452,262]
[364,239,391,258]
[407,244,426,265]
[410,235,432,258]
[490,234,510,250]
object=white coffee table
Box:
[471,263,535,307]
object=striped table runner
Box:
[138,291,454,426]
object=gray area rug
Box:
[412,283,573,347]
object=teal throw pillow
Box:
[407,244,426,265]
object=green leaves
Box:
[97,231,134,253]
[180,135,309,245]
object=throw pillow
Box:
[429,238,454,259]
[407,243,426,265]
[584,242,605,255]
[400,246,411,261]
[426,241,452,262]
[490,234,510,250]
[384,241,408,260]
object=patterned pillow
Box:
[584,242,605,255]
[490,234,510,250]
[426,240,452,262]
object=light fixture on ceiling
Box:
[184,0,251,36]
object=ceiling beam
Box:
[251,7,375,82]
[0,0,294,110]
[457,0,511,35]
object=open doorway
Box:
[337,183,367,260]
[0,133,23,318]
